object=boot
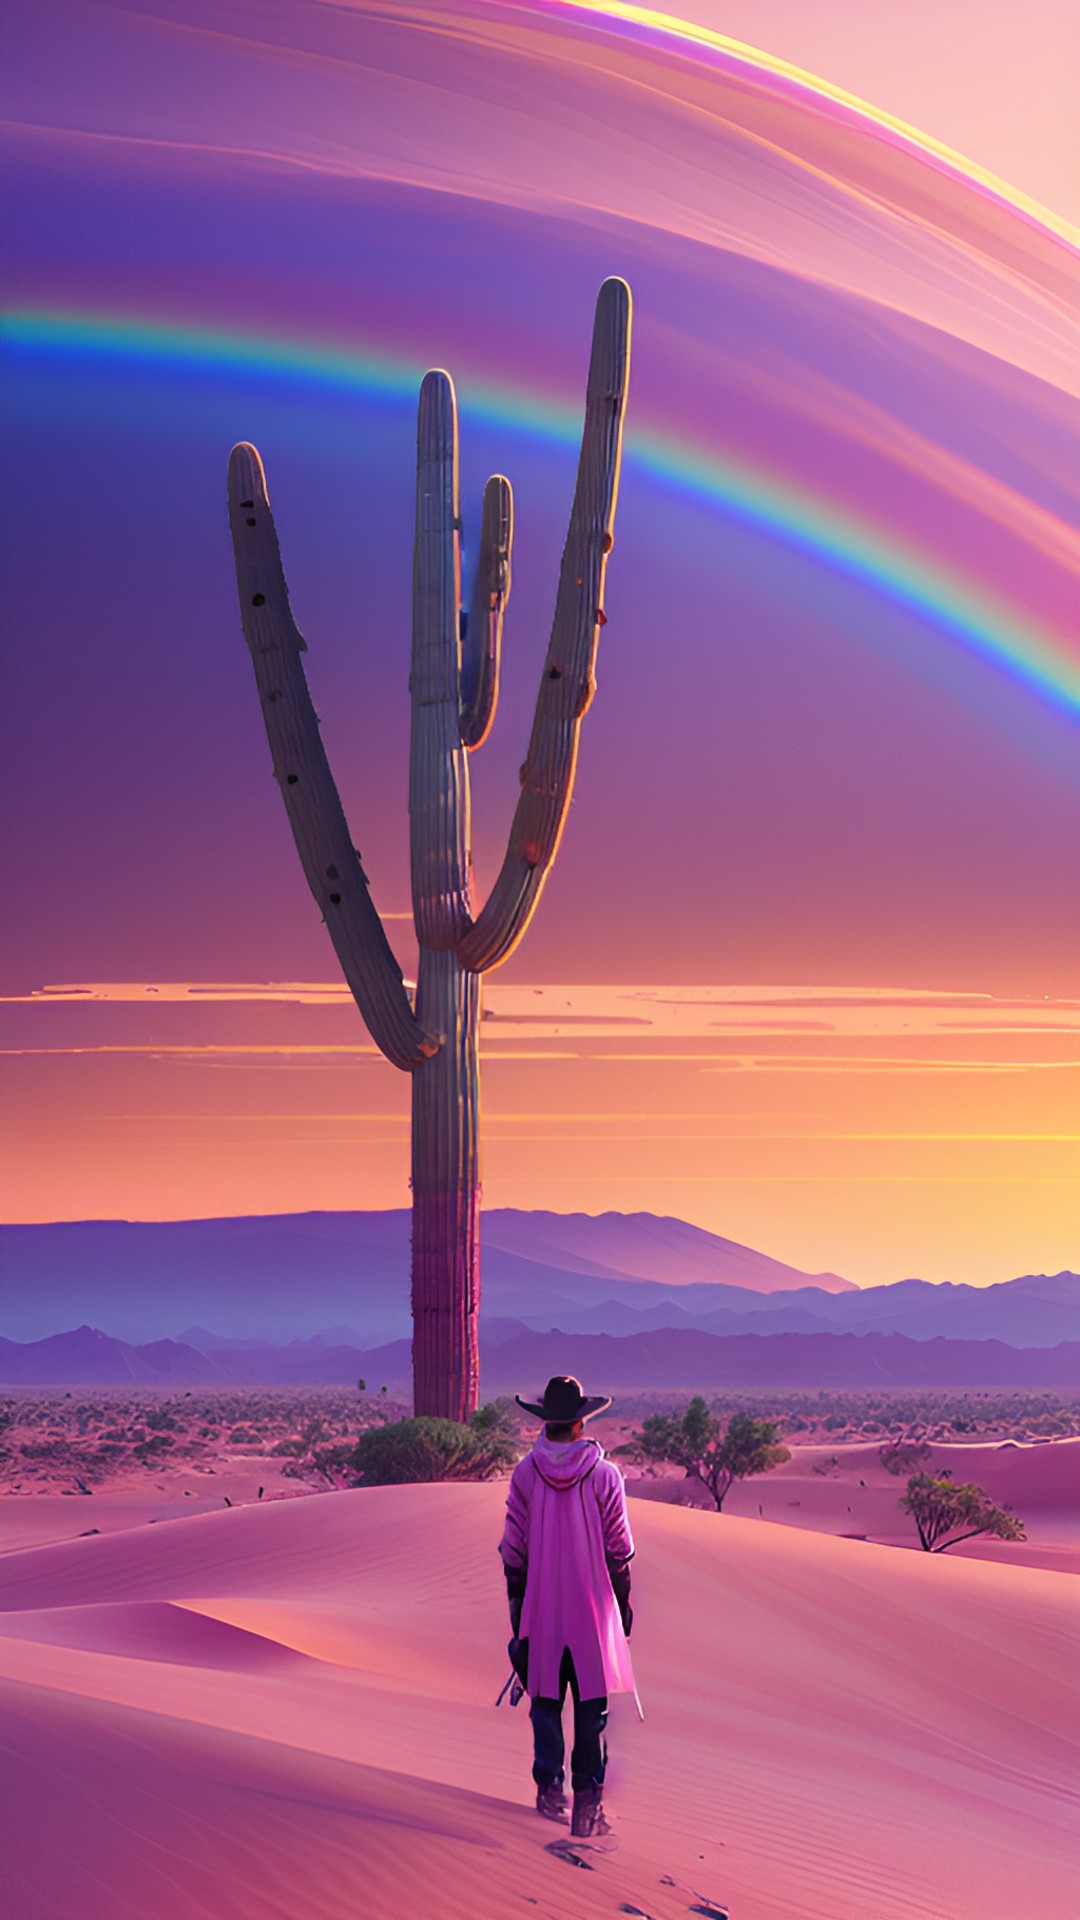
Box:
[571,1785,611,1838]
[535,1779,569,1823]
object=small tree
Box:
[900,1471,1025,1553]
[348,1408,519,1486]
[620,1398,790,1512]
[879,1439,932,1476]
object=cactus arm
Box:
[410,372,475,951]
[457,277,632,974]
[460,474,513,751]
[227,442,437,1071]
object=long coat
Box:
[499,1432,636,1700]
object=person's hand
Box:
[607,1555,632,1637]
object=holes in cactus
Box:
[240,499,254,509]
[267,691,280,703]
[252,593,266,606]
[328,892,342,905]
[286,774,298,785]
[326,864,339,879]
[246,517,257,527]
[596,609,607,626]
[548,667,562,681]
[602,532,613,554]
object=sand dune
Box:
[1,1485,1077,1920]
[626,1435,1080,1571]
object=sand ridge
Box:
[1,1483,1077,1919]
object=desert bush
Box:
[879,1439,932,1476]
[619,1399,790,1511]
[348,1409,519,1486]
[900,1471,1026,1553]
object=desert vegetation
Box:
[899,1471,1026,1552]
[605,1387,1080,1444]
[0,1386,407,1496]
[349,1403,521,1485]
[0,1386,1075,1504]
[617,1399,790,1510]
[228,281,631,1421]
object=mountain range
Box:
[1,1212,1075,1353]
[0,1208,850,1346]
[1,1323,1077,1390]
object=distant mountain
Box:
[478,1329,1080,1392]
[0,1209,852,1344]
[0,1327,225,1386]
[0,1326,413,1388]
[1,1213,1073,1349]
[525,1275,1080,1348]
[2,1325,1077,1391]
[481,1210,853,1292]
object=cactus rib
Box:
[227,443,436,1070]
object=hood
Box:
[531,1432,604,1491]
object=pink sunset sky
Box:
[1,0,1077,1286]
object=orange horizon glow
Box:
[4,980,1076,1288]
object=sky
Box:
[1,0,1077,1287]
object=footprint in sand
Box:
[544,1838,595,1871]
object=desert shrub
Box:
[618,1399,790,1512]
[880,1440,932,1476]
[465,1397,520,1439]
[348,1410,519,1486]
[899,1471,1026,1553]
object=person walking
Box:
[499,1375,636,1838]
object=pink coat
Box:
[499,1432,636,1700]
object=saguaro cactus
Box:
[227,278,631,1419]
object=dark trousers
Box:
[529,1647,608,1791]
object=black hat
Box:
[515,1375,612,1423]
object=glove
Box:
[607,1556,633,1638]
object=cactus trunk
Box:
[228,280,630,1424]
[411,947,480,1420]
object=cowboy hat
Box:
[515,1375,612,1422]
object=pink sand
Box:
[1,1483,1076,1919]
[630,1436,1080,1570]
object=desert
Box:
[3,1221,1078,1917]
[3,1470,1077,1920]
[2,1385,1078,1918]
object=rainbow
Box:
[3,307,1077,720]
